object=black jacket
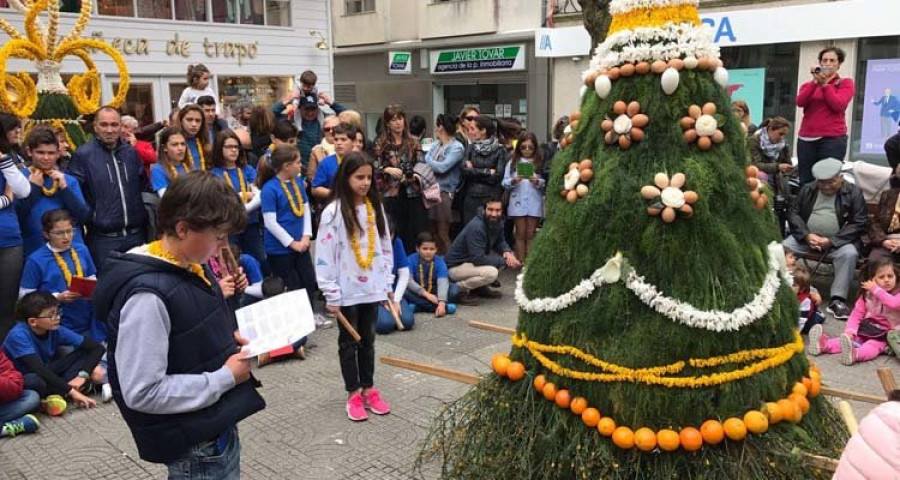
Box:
[67,138,148,234]
[788,181,868,250]
[462,140,508,197]
[95,252,265,464]
[445,209,512,268]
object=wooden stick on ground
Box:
[380,356,481,385]
[838,400,859,436]
[820,387,885,404]
[386,301,404,331]
[335,311,361,342]
[801,453,839,473]
[876,366,896,398]
[468,320,515,335]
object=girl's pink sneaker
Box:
[347,392,368,421]
[363,388,391,415]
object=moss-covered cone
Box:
[29,92,87,147]
[420,69,849,477]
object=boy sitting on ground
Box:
[406,232,460,318]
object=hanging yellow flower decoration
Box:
[0,0,130,117]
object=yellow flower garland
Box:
[280,178,305,217]
[224,168,249,202]
[165,161,191,181]
[419,262,434,294]
[511,332,803,388]
[350,197,376,270]
[29,167,59,196]
[186,141,207,171]
[53,248,83,286]
[608,4,701,35]
[146,240,212,287]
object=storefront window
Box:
[719,43,800,145]
[267,0,291,26]
[443,83,528,129]
[61,0,82,12]
[851,35,900,164]
[213,0,264,25]
[97,0,134,17]
[218,76,291,122]
[138,0,173,20]
[113,82,155,127]
[175,0,207,22]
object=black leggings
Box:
[267,250,317,308]
[797,135,848,184]
[337,303,378,392]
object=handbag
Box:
[857,319,889,341]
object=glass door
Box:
[106,77,164,127]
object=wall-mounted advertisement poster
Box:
[727,68,766,127]
[860,59,900,155]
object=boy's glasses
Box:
[48,229,74,238]
[35,313,61,320]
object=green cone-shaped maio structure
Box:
[420,1,848,478]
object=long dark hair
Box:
[212,130,247,169]
[157,128,190,181]
[511,132,542,175]
[177,104,211,162]
[375,104,417,161]
[436,113,460,138]
[333,151,387,239]
[256,144,300,188]
[0,113,22,156]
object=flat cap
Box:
[812,158,843,180]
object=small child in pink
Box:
[809,258,900,365]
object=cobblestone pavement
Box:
[0,269,892,479]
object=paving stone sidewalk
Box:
[0,269,892,479]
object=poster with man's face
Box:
[860,59,900,155]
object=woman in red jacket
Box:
[795,47,855,184]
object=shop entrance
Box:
[108,77,164,128]
[441,83,528,129]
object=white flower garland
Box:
[609,0,698,15]
[586,23,719,71]
[515,248,788,332]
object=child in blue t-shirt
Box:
[150,128,192,197]
[375,224,415,334]
[406,232,459,317]
[3,292,104,411]
[20,209,105,343]
[311,123,355,201]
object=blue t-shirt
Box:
[407,252,450,292]
[0,170,23,248]
[261,177,310,255]
[211,165,259,225]
[150,163,189,194]
[240,253,263,285]
[20,243,104,342]
[16,170,87,256]
[392,237,408,290]
[3,323,84,373]
[311,154,340,190]
[186,137,204,171]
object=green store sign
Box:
[430,44,526,74]
[388,51,412,75]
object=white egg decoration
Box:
[579,85,588,98]
[714,67,729,88]
[661,67,680,95]
[594,74,612,99]
[564,167,581,191]
[683,56,699,70]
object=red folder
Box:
[69,277,97,298]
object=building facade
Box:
[1,0,332,127]
[331,0,549,142]
[542,0,900,163]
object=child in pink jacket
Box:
[809,257,900,365]
[833,390,900,479]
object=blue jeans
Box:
[167,426,241,480]
[0,390,39,423]
[88,230,145,273]
[375,299,415,334]
[404,284,460,313]
[229,222,269,277]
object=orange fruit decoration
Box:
[700,419,725,445]
[533,374,546,392]
[570,397,588,416]
[492,354,511,376]
[506,361,525,381]
[809,377,821,398]
[792,382,808,397]
[723,418,747,441]
[789,393,810,414]
[555,389,572,409]
[743,410,769,434]
[542,382,558,401]
[679,427,703,452]
[634,428,657,452]
[802,377,812,393]
[612,426,636,449]
[764,402,783,424]
[582,407,601,428]
[597,417,617,436]
[657,429,680,451]
[778,398,802,423]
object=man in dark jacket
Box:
[786,158,867,320]
[446,198,521,303]
[67,106,148,271]
[886,129,900,170]
[94,171,264,477]
[198,95,230,141]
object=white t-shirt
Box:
[178,86,218,112]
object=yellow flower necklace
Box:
[146,240,212,287]
[186,139,206,171]
[224,168,250,202]
[350,197,376,270]
[418,262,434,293]
[280,178,306,217]
[30,168,59,196]
[53,248,83,287]
[165,160,192,180]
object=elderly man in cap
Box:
[271,92,345,173]
[785,157,868,319]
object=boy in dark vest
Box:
[94,171,265,478]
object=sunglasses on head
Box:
[323,127,335,133]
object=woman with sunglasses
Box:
[461,115,509,227]
[309,115,340,185]
[456,107,481,146]
[501,133,544,264]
